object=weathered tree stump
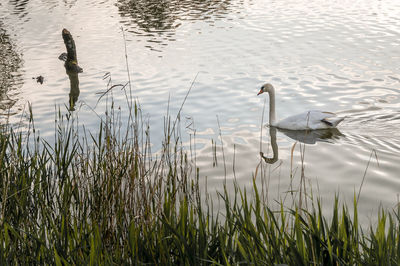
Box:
[60,28,82,110]
[62,28,83,73]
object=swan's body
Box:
[258,83,344,130]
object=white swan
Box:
[257,83,344,130]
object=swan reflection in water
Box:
[260,126,343,164]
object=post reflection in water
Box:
[66,70,80,111]
[260,126,344,164]
[59,29,83,111]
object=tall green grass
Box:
[0,97,399,265]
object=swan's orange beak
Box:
[257,89,263,95]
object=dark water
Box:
[0,22,22,116]
[1,0,400,218]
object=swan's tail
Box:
[322,116,345,127]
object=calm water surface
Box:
[1,0,400,218]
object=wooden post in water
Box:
[61,28,82,111]
[62,28,83,73]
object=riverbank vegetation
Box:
[0,98,399,265]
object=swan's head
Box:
[257,83,274,95]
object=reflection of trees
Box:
[0,23,22,111]
[8,0,30,17]
[116,0,233,33]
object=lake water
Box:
[1,0,400,219]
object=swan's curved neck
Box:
[268,88,277,126]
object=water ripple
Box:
[0,0,400,215]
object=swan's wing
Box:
[275,112,317,130]
[318,112,345,127]
[308,111,344,128]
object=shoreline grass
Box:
[0,97,399,265]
